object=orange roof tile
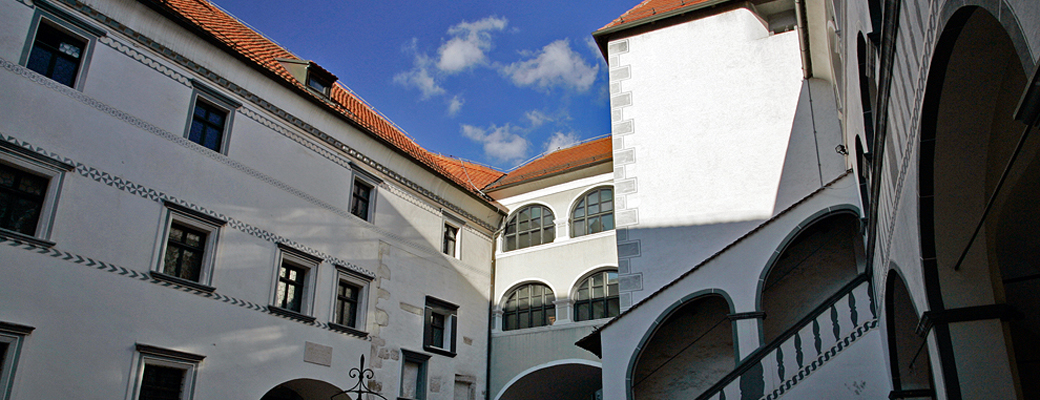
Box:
[430,154,506,191]
[597,0,718,31]
[152,0,491,198]
[486,137,613,191]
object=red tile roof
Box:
[486,136,613,191]
[597,0,718,31]
[430,154,506,191]
[152,0,491,198]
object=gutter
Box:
[793,0,813,79]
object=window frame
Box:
[183,80,240,155]
[0,322,34,400]
[570,186,615,238]
[0,141,73,247]
[399,350,430,400]
[129,344,204,400]
[423,297,458,357]
[501,282,556,331]
[328,266,371,337]
[20,3,104,90]
[348,162,382,223]
[502,204,556,252]
[151,201,225,292]
[441,212,464,258]
[573,270,621,322]
[269,245,321,321]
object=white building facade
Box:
[0,0,504,399]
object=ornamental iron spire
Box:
[330,355,387,400]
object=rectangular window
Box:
[187,100,227,152]
[0,163,48,236]
[0,142,73,246]
[328,267,371,336]
[400,350,429,400]
[423,297,458,357]
[152,202,225,292]
[140,364,186,400]
[335,280,361,327]
[276,263,306,312]
[269,245,320,321]
[26,22,86,87]
[0,322,34,400]
[350,179,373,221]
[131,344,203,400]
[442,224,458,257]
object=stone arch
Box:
[918,5,1036,398]
[494,360,603,400]
[627,290,736,400]
[756,208,863,345]
[260,379,342,400]
[884,266,935,397]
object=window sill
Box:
[0,228,55,248]
[268,305,317,323]
[149,271,216,293]
[422,345,456,358]
[328,322,369,338]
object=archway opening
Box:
[886,271,933,396]
[631,294,733,399]
[761,213,860,344]
[260,379,342,400]
[497,363,601,400]
[918,6,1035,398]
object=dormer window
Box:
[307,75,330,95]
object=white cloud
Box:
[437,16,508,73]
[394,54,445,99]
[461,123,528,162]
[502,39,599,91]
[544,131,580,153]
[448,95,464,117]
[525,110,552,128]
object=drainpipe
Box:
[485,222,504,400]
[794,0,813,79]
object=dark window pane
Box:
[0,164,47,236]
[573,220,585,236]
[518,232,530,248]
[505,236,516,251]
[519,311,529,328]
[533,310,543,325]
[608,298,620,317]
[601,189,612,202]
[592,301,605,319]
[589,216,601,234]
[576,303,590,321]
[140,364,185,400]
[603,214,615,231]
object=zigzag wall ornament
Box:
[0,131,372,277]
[45,0,497,232]
[0,234,367,338]
[1,56,490,274]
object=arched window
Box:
[504,205,554,251]
[503,283,555,330]
[571,187,614,237]
[574,270,619,321]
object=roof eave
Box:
[592,0,733,60]
[134,0,501,212]
[483,157,613,193]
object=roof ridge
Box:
[506,134,611,172]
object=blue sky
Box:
[210,0,636,171]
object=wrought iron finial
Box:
[330,355,387,400]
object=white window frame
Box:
[128,344,204,400]
[348,162,382,223]
[328,267,371,336]
[183,79,240,155]
[151,201,225,292]
[441,211,465,259]
[0,322,34,400]
[0,141,72,247]
[269,245,321,321]
[20,2,106,91]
